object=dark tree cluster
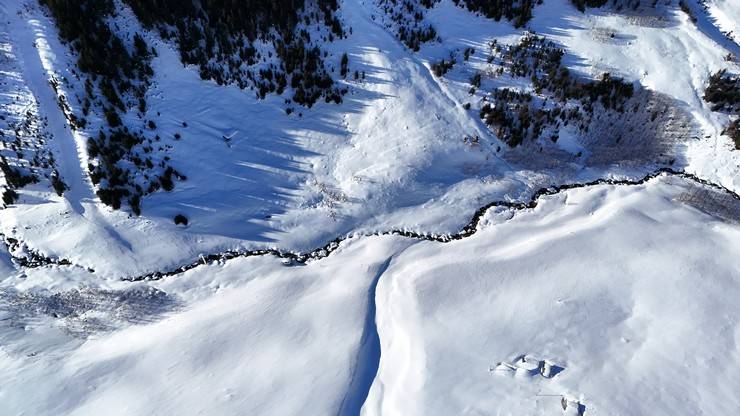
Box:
[41,0,152,105]
[123,0,348,107]
[452,0,621,26]
[500,33,633,107]
[41,0,352,213]
[86,128,186,214]
[723,119,740,149]
[377,0,438,51]
[570,0,608,12]
[340,53,350,77]
[479,89,586,147]
[0,153,38,205]
[431,57,456,77]
[704,70,739,113]
[41,0,183,214]
[430,48,473,80]
[704,69,740,148]
[2,188,18,206]
[573,0,685,14]
[678,0,697,22]
[480,90,537,147]
[173,214,189,225]
[398,22,437,51]
[452,0,542,28]
[0,157,38,190]
[0,103,59,206]
[479,33,635,147]
[50,170,67,196]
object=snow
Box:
[704,0,740,44]
[524,0,740,190]
[365,175,740,415]
[0,0,738,277]
[0,0,508,276]
[0,243,13,277]
[1,0,739,413]
[2,176,739,415]
[1,235,415,415]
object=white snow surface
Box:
[1,0,740,414]
[2,176,739,415]
[365,176,740,416]
[704,0,740,44]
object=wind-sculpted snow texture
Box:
[1,0,740,414]
[361,177,740,416]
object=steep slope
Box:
[6,4,97,213]
[0,236,414,415]
[703,0,739,44]
[0,0,738,277]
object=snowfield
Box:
[1,0,740,414]
[365,176,740,416]
[2,176,739,415]
[2,236,412,415]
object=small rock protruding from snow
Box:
[561,396,586,416]
[492,354,565,379]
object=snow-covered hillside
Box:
[2,175,739,415]
[1,0,739,414]
[0,0,737,277]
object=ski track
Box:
[3,167,739,282]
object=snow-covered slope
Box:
[705,0,740,44]
[1,0,740,414]
[365,175,740,415]
[2,175,739,415]
[1,236,414,415]
[0,0,737,277]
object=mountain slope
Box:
[1,1,740,414]
[0,0,737,276]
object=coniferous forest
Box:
[39,0,349,213]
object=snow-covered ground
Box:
[1,235,412,415]
[0,0,737,277]
[704,0,739,44]
[365,175,740,415]
[2,175,739,415]
[1,0,740,414]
